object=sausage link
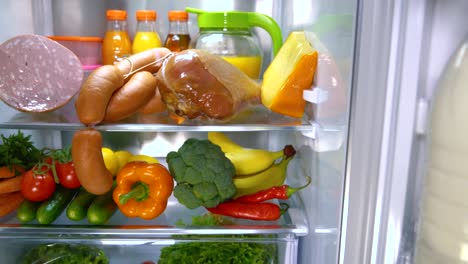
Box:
[103,71,157,122]
[72,128,113,195]
[75,65,124,126]
[115,48,172,80]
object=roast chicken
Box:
[156,49,261,120]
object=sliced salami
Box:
[0,34,83,112]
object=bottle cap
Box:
[168,10,188,21]
[106,10,127,20]
[136,10,157,21]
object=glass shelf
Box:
[0,101,313,132]
[0,196,308,239]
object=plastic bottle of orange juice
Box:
[102,10,132,65]
[132,10,162,54]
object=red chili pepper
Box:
[207,202,289,221]
[234,176,311,203]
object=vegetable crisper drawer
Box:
[0,235,299,264]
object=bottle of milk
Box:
[415,38,468,263]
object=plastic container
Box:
[132,10,162,54]
[416,38,468,263]
[186,7,282,80]
[164,10,191,52]
[48,36,102,66]
[102,9,131,65]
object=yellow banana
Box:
[233,155,294,197]
[208,131,289,175]
[225,149,284,175]
[208,131,243,153]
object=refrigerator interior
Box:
[0,0,357,263]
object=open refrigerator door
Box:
[0,0,358,263]
[341,0,468,263]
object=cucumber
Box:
[36,186,76,225]
[66,188,97,221]
[87,188,117,225]
[16,199,41,223]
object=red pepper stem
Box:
[286,176,312,198]
[119,181,149,205]
[279,203,290,215]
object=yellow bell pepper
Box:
[113,161,174,220]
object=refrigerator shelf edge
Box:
[0,102,315,132]
[0,207,308,238]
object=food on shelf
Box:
[261,31,318,118]
[113,161,173,220]
[158,234,277,264]
[75,65,125,125]
[233,151,296,197]
[127,154,159,164]
[101,147,119,176]
[157,49,261,120]
[103,71,157,122]
[207,200,288,221]
[0,34,83,113]
[114,150,133,172]
[113,47,170,79]
[71,128,113,195]
[75,48,171,125]
[16,199,40,223]
[235,176,311,203]
[208,131,293,175]
[19,243,109,264]
[66,188,97,221]
[50,146,81,189]
[0,191,24,217]
[0,173,23,194]
[166,138,237,209]
[87,185,117,225]
[208,177,310,221]
[21,164,57,202]
[138,87,167,114]
[0,131,42,177]
[0,165,25,179]
[35,185,76,225]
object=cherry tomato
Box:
[56,162,80,189]
[21,168,56,202]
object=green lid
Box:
[186,7,283,56]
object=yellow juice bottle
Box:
[132,10,162,54]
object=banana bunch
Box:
[208,132,296,197]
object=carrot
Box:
[0,191,24,217]
[0,165,25,179]
[0,175,23,194]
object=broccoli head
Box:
[166,138,237,209]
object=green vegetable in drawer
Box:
[66,188,97,221]
[16,199,41,223]
[87,186,117,225]
[19,243,109,264]
[158,237,278,264]
[36,185,76,224]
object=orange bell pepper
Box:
[113,161,174,220]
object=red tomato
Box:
[21,168,56,202]
[56,162,80,189]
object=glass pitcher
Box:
[186,7,282,80]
